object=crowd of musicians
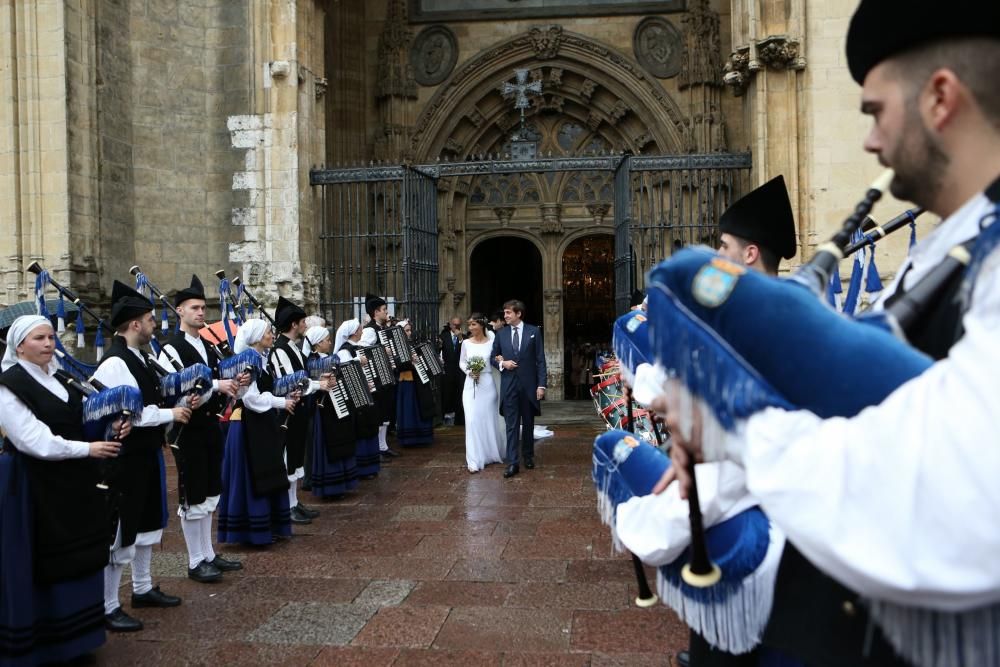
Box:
[0,274,446,662]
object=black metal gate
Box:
[312,165,438,339]
[311,151,751,332]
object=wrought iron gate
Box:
[311,151,752,333]
[312,165,438,339]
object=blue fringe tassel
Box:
[273,370,309,396]
[218,349,264,379]
[160,363,213,402]
[842,232,865,315]
[94,325,105,361]
[54,339,98,378]
[307,355,337,379]
[865,243,883,295]
[826,263,842,309]
[76,309,85,349]
[909,220,917,253]
[82,385,144,424]
[161,307,169,333]
[56,294,66,333]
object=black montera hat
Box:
[365,294,387,317]
[110,280,154,328]
[718,175,796,260]
[174,274,206,307]
[274,296,306,331]
[847,0,1000,85]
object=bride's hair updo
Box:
[468,312,488,331]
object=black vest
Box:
[100,336,165,455]
[0,364,110,584]
[166,331,225,425]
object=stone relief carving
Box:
[586,111,603,131]
[466,107,486,129]
[444,137,463,154]
[723,46,751,96]
[446,276,456,292]
[679,0,722,90]
[540,203,563,235]
[539,94,566,114]
[529,25,563,59]
[608,100,629,125]
[544,288,563,335]
[411,25,459,86]
[756,35,807,71]
[548,67,563,87]
[633,16,682,79]
[579,79,597,102]
[493,207,515,227]
[453,291,466,307]
[586,202,611,225]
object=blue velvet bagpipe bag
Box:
[612,310,651,384]
[645,247,934,430]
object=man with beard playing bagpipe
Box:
[0,315,126,665]
[93,281,192,633]
[269,296,331,525]
[303,325,359,498]
[654,3,1000,664]
[158,275,247,584]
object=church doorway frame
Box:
[467,233,544,326]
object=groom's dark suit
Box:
[491,321,547,467]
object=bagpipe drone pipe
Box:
[214,348,266,420]
[592,429,782,653]
[273,370,311,431]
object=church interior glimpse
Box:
[468,237,543,328]
[562,234,615,399]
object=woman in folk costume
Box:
[393,319,434,447]
[334,319,381,479]
[216,320,294,545]
[303,325,358,498]
[0,316,122,665]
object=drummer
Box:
[0,315,125,664]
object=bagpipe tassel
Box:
[56,294,66,334]
[76,309,86,349]
[842,232,865,315]
[864,242,883,304]
[34,269,49,316]
[826,262,842,311]
[94,323,105,361]
[161,306,169,333]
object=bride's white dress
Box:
[460,334,505,472]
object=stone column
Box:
[542,287,564,400]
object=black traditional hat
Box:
[365,294,387,317]
[174,274,206,307]
[718,175,796,260]
[847,0,1000,85]
[110,280,154,328]
[274,295,306,331]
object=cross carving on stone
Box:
[501,69,543,130]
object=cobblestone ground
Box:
[98,417,687,665]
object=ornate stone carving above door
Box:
[411,25,458,86]
[633,16,682,79]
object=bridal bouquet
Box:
[467,356,486,397]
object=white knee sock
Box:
[180,516,205,569]
[288,482,298,509]
[201,513,216,563]
[132,544,153,595]
[104,564,125,615]
[378,424,389,451]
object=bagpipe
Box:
[48,349,144,490]
[159,362,214,447]
[215,270,277,330]
[306,354,341,414]
[273,370,310,431]
[28,261,113,375]
[592,429,781,653]
[216,348,266,419]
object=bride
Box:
[459,313,505,473]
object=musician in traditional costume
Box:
[661,3,1000,664]
[0,316,123,664]
[269,296,324,525]
[361,295,401,459]
[335,319,382,479]
[158,275,245,584]
[216,320,294,545]
[394,319,434,447]
[303,325,359,498]
[94,281,190,632]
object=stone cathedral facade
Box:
[1,0,913,398]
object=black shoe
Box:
[210,555,244,572]
[131,585,181,608]
[187,561,223,583]
[503,464,519,479]
[675,650,691,667]
[524,458,535,470]
[295,503,320,519]
[383,448,401,457]
[290,506,313,524]
[105,607,143,632]
[360,473,378,480]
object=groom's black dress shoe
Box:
[524,458,535,470]
[503,464,519,478]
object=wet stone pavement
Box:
[99,415,688,665]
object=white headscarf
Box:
[234,319,269,354]
[302,325,330,356]
[334,319,361,353]
[3,315,54,372]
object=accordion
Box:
[377,326,413,367]
[337,360,375,411]
[412,341,444,385]
[357,345,396,390]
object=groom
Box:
[491,299,547,479]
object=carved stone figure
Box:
[633,17,682,79]
[411,25,458,86]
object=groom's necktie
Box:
[512,326,520,359]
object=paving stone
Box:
[394,505,454,521]
[351,604,451,648]
[434,607,574,652]
[247,602,374,646]
[354,579,417,609]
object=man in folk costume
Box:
[270,295,325,525]
[360,294,401,459]
[663,2,1000,665]
[158,275,245,583]
[94,281,191,632]
[716,175,797,279]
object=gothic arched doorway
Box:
[562,234,615,399]
[469,237,544,327]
